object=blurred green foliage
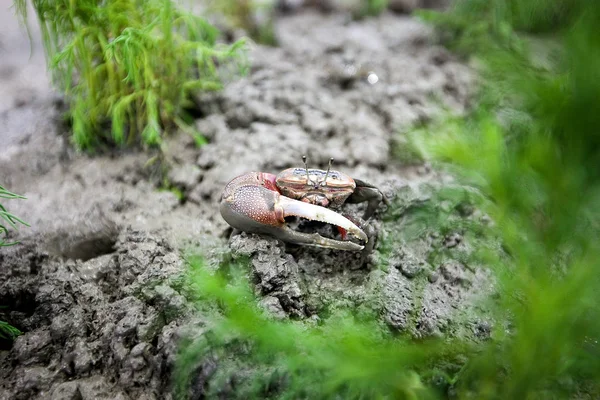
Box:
[175,255,469,399]
[417,0,586,56]
[14,0,246,151]
[207,0,277,45]
[412,0,600,397]
[359,0,389,18]
[175,0,600,398]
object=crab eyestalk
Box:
[320,157,334,187]
[220,176,368,251]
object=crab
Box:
[219,157,389,251]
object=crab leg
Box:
[347,178,390,219]
[220,182,368,251]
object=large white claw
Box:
[277,196,368,245]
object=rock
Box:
[258,296,288,319]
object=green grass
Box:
[0,186,28,341]
[14,0,247,151]
[0,320,22,341]
[0,185,29,247]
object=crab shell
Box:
[275,167,356,208]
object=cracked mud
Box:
[0,4,492,399]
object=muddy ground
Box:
[0,3,493,399]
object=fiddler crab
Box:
[220,156,389,251]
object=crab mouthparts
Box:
[277,196,368,245]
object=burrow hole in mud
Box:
[61,236,117,262]
[0,291,38,350]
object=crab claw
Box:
[220,183,367,251]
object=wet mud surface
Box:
[0,4,491,399]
